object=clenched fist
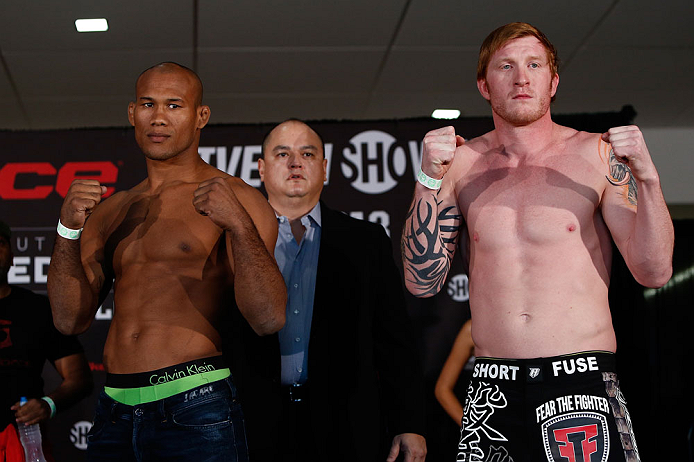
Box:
[601,126,658,184]
[421,126,465,180]
[193,177,244,231]
[60,180,107,229]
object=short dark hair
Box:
[261,119,325,159]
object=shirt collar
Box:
[275,202,322,228]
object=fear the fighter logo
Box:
[542,412,609,462]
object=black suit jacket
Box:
[229,202,425,461]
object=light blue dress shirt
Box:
[274,203,322,385]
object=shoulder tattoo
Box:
[606,147,638,206]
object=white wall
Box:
[642,127,694,205]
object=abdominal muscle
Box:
[468,236,616,359]
[102,263,230,374]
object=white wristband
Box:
[41,396,56,418]
[57,220,83,240]
[417,167,443,190]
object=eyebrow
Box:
[272,144,318,151]
[496,54,546,63]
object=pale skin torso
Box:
[404,124,638,358]
[458,127,622,357]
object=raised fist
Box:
[421,126,465,180]
[60,180,107,229]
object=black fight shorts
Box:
[457,351,640,462]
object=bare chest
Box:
[458,157,604,246]
[106,188,228,275]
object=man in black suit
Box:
[256,119,427,462]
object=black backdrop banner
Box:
[5,106,689,461]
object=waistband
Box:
[104,356,230,406]
[472,351,616,384]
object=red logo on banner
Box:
[0,161,118,199]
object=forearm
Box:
[228,227,287,335]
[626,178,674,287]
[47,238,99,334]
[47,375,93,413]
[401,184,460,297]
[434,383,464,425]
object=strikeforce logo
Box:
[0,161,118,200]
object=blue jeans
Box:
[87,377,249,461]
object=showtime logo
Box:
[0,161,118,199]
[447,274,470,302]
[70,420,92,450]
[341,130,422,195]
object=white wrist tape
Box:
[417,167,443,190]
[57,220,83,240]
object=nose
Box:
[514,68,529,87]
[150,106,167,126]
[288,153,303,169]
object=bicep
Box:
[233,182,278,254]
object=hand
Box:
[11,398,51,426]
[193,177,244,231]
[60,180,107,229]
[601,126,658,184]
[421,126,465,180]
[386,433,427,462]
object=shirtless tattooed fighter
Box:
[401,23,673,462]
[47,62,286,462]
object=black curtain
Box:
[611,219,694,461]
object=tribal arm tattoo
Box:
[606,147,638,206]
[401,194,462,297]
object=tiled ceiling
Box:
[0,0,692,130]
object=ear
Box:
[322,157,328,182]
[197,105,211,129]
[477,79,491,101]
[258,157,265,183]
[128,102,136,127]
[550,73,559,98]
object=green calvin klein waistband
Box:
[104,356,230,406]
[105,367,231,406]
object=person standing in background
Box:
[0,219,93,461]
[256,119,427,462]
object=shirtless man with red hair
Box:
[401,23,673,462]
